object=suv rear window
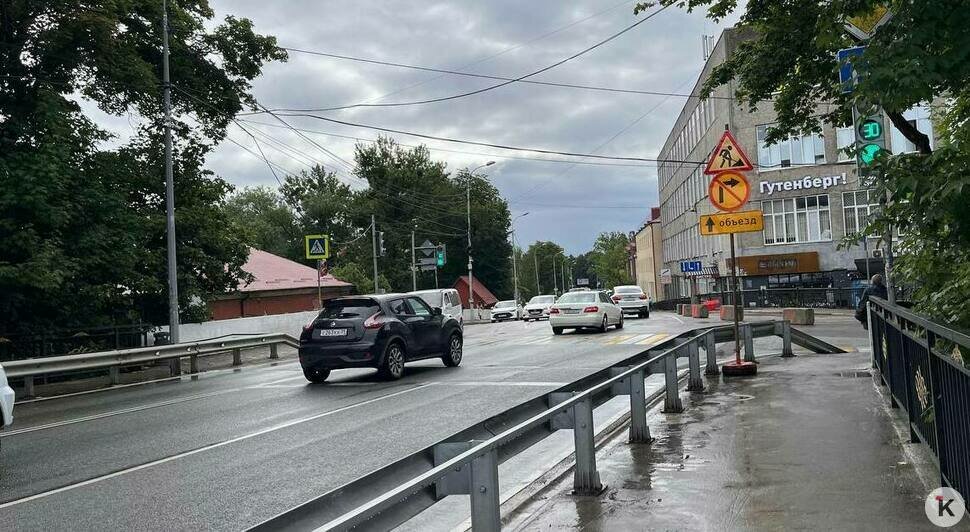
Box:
[318,299,379,319]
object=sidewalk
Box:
[507,321,940,531]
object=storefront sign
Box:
[759,173,847,195]
[727,252,820,275]
[660,268,672,285]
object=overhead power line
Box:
[274,48,731,112]
[268,4,672,113]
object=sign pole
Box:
[730,234,741,364]
[316,259,322,309]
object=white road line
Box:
[1,388,244,438]
[430,381,567,387]
[0,383,434,509]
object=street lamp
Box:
[467,161,495,310]
[510,212,529,302]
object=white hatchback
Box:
[410,288,464,327]
[549,291,623,335]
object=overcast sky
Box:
[197,0,741,255]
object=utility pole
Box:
[562,256,568,289]
[511,247,519,302]
[371,215,379,293]
[534,252,540,295]
[411,229,417,291]
[466,162,494,309]
[552,256,558,295]
[162,0,179,343]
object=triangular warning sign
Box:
[310,240,326,254]
[704,130,753,175]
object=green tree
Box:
[639,1,970,329]
[0,2,285,333]
[225,186,298,259]
[519,241,566,299]
[591,232,634,289]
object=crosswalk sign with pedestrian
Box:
[704,130,754,174]
[305,234,330,259]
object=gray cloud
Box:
[200,0,741,253]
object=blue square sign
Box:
[837,46,866,94]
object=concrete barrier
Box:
[720,305,743,321]
[783,308,815,325]
[691,304,709,318]
[681,304,693,317]
[156,310,318,344]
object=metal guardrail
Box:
[251,320,842,532]
[3,333,299,397]
[868,297,970,497]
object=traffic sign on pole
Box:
[698,210,764,236]
[707,171,751,212]
[704,130,754,174]
[304,234,330,259]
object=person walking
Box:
[856,274,888,329]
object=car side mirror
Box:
[432,307,442,316]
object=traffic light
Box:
[377,231,386,256]
[853,109,886,169]
[435,244,446,267]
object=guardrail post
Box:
[687,340,704,392]
[109,366,120,385]
[780,320,794,358]
[571,396,603,495]
[232,348,242,366]
[169,358,181,377]
[663,350,683,413]
[703,331,719,375]
[190,354,199,374]
[469,447,501,532]
[629,369,652,443]
[742,323,755,362]
[24,375,35,398]
[270,344,279,360]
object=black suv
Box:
[299,294,463,382]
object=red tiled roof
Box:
[238,248,351,292]
[453,274,498,305]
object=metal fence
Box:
[658,287,868,310]
[868,297,970,496]
[249,320,846,532]
[0,323,153,362]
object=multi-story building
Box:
[657,28,934,299]
[633,207,663,301]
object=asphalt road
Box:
[0,312,692,531]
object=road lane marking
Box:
[618,334,653,345]
[0,383,434,509]
[637,333,669,345]
[430,381,567,387]
[1,388,245,437]
[604,334,635,345]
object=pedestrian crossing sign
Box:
[704,130,754,175]
[305,234,330,259]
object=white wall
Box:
[156,311,318,344]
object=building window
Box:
[756,125,826,170]
[836,126,854,162]
[762,195,832,245]
[890,105,934,154]
[843,190,879,236]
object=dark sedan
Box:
[299,294,463,382]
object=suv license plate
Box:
[319,328,347,337]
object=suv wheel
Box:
[443,332,463,367]
[598,315,608,333]
[303,367,331,383]
[379,342,405,380]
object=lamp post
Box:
[467,161,495,310]
[510,212,529,302]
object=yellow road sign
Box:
[305,234,330,259]
[708,171,750,212]
[699,210,764,236]
[704,130,753,174]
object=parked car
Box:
[523,295,556,321]
[549,291,623,335]
[490,300,522,322]
[702,298,722,311]
[611,285,651,318]
[299,294,463,382]
[410,288,464,327]
[0,364,14,449]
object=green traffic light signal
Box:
[858,118,882,141]
[435,246,445,266]
[859,143,882,165]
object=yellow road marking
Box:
[637,333,669,345]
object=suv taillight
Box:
[363,312,387,329]
[583,306,599,313]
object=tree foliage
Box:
[0,1,285,333]
[637,0,970,328]
[590,232,634,289]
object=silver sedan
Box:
[549,291,623,335]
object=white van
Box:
[410,288,464,327]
